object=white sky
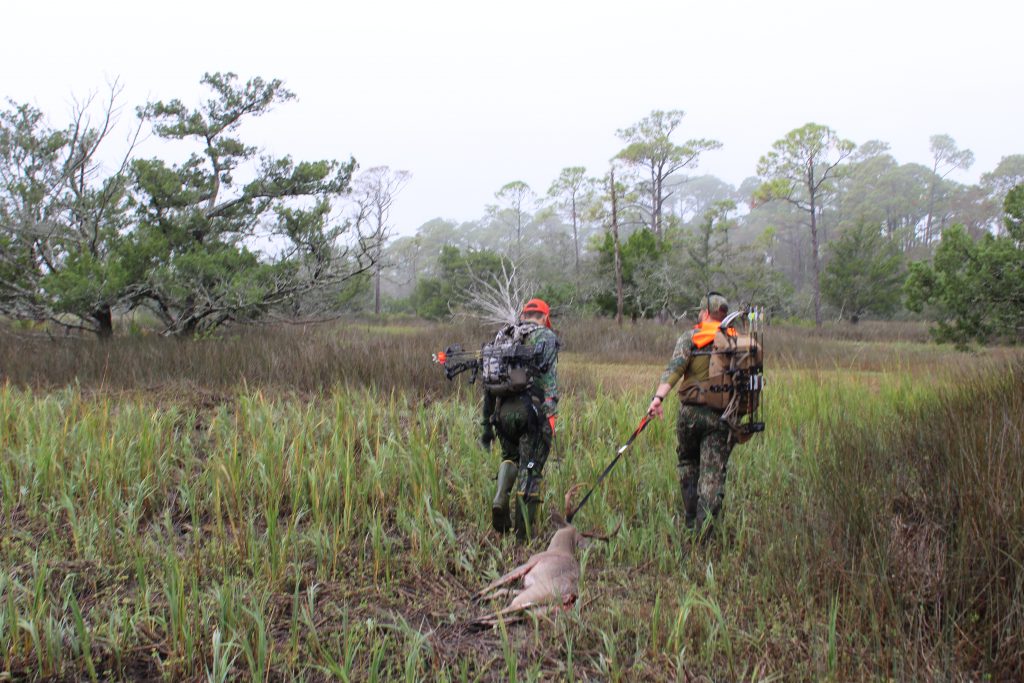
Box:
[4,0,1021,235]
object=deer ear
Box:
[577,535,592,550]
[549,512,567,528]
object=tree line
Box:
[2,77,1022,347]
[382,113,1022,346]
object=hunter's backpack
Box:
[480,322,552,397]
[681,325,764,442]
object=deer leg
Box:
[472,559,538,602]
[519,594,577,621]
[509,584,577,610]
[477,587,517,602]
[470,610,529,630]
[472,593,577,629]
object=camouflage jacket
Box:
[659,328,700,388]
[526,325,559,417]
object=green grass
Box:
[0,321,1021,680]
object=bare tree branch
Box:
[455,259,529,327]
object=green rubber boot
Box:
[491,460,518,533]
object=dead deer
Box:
[471,484,620,627]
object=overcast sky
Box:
[4,0,1021,234]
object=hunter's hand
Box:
[648,395,665,419]
[480,428,495,450]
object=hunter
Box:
[481,298,560,540]
[647,292,739,537]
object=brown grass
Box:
[0,318,961,395]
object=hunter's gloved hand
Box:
[547,414,557,438]
[480,426,495,450]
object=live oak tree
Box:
[756,123,855,327]
[0,102,69,323]
[615,109,721,239]
[129,72,372,336]
[0,86,137,337]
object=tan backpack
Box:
[682,313,765,442]
[702,329,762,412]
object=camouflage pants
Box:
[676,404,734,531]
[493,395,552,502]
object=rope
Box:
[567,413,653,523]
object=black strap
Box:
[567,414,652,523]
[521,394,542,493]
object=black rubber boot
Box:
[491,460,518,533]
[680,471,699,531]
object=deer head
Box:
[548,484,622,552]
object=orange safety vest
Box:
[678,320,744,407]
[691,319,737,349]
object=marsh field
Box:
[1,320,1022,681]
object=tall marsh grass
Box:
[0,319,1021,679]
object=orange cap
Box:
[521,298,551,327]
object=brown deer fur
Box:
[472,485,619,626]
